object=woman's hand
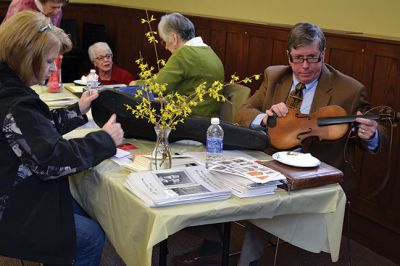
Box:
[356,111,378,140]
[102,114,124,146]
[78,90,98,115]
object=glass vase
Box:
[152,126,172,170]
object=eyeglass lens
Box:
[95,54,113,61]
[289,53,322,63]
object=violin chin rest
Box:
[267,113,277,128]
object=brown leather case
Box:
[256,160,343,191]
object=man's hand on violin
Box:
[356,111,378,140]
[262,102,288,126]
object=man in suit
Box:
[235,22,387,265]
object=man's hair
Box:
[287,22,326,52]
[39,0,69,4]
[158,12,195,43]
[88,42,112,62]
[0,10,72,84]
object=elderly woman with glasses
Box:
[4,0,68,26]
[0,11,124,265]
[87,42,134,86]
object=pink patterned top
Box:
[4,0,62,26]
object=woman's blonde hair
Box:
[0,10,72,84]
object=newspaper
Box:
[211,171,280,198]
[124,166,231,207]
[208,157,286,184]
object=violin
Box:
[268,105,348,150]
[267,105,399,150]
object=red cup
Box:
[48,54,63,93]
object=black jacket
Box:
[0,62,116,264]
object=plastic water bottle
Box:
[206,117,224,168]
[86,69,98,95]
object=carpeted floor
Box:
[100,222,399,266]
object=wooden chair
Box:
[220,83,251,123]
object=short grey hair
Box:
[287,22,326,52]
[158,13,195,43]
[88,42,112,62]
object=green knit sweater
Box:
[156,45,225,117]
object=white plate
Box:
[272,151,320,168]
[73,79,86,86]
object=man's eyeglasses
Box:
[38,23,53,33]
[289,53,322,64]
[95,54,113,61]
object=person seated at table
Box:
[3,0,68,26]
[234,22,388,266]
[0,11,124,266]
[130,12,225,117]
[86,42,134,86]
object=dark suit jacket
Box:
[235,64,387,191]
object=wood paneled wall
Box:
[1,2,399,264]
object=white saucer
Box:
[73,79,86,86]
[272,151,320,168]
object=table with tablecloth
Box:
[67,138,346,266]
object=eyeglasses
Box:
[95,54,113,61]
[289,53,322,64]
[38,23,53,33]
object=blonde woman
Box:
[0,11,123,265]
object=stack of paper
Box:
[39,92,78,108]
[113,154,199,172]
[124,166,231,207]
[210,171,280,198]
[64,84,85,94]
[208,157,286,198]
[208,157,286,183]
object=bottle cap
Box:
[211,117,220,125]
[90,69,96,73]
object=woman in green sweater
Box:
[156,12,225,117]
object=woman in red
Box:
[87,42,134,85]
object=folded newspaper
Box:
[208,157,286,184]
[211,171,281,198]
[124,166,231,207]
[206,157,285,198]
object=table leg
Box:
[159,239,168,266]
[222,222,231,266]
